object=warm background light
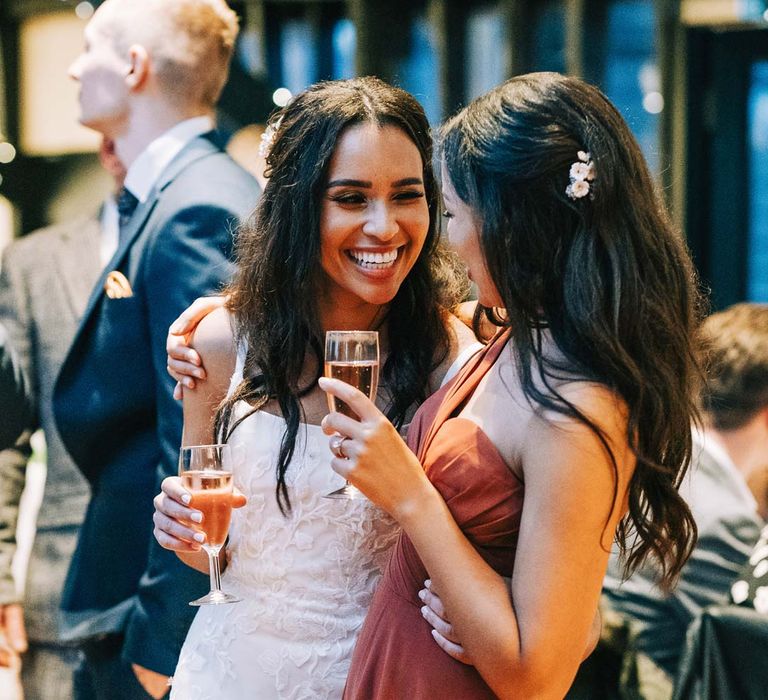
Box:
[20,11,100,155]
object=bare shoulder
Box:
[190,306,237,389]
[523,381,634,482]
[182,307,237,444]
[428,312,480,392]
[518,381,635,548]
[545,382,630,439]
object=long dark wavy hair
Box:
[216,77,462,514]
[440,72,703,589]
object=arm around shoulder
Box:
[181,306,237,446]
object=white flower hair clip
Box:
[565,150,596,200]
[258,116,283,159]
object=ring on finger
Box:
[330,434,350,459]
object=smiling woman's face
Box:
[318,123,430,315]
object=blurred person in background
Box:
[0,325,29,700]
[0,137,124,700]
[54,0,259,697]
[603,302,768,680]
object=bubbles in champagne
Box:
[324,360,379,417]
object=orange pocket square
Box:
[104,271,133,299]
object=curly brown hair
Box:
[217,77,466,514]
[441,72,706,589]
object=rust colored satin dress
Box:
[344,330,524,699]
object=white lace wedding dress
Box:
[170,366,398,699]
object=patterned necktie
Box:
[116,187,139,244]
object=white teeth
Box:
[349,249,399,268]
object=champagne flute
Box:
[323,330,379,499]
[179,444,241,605]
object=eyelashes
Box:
[328,190,425,205]
[394,190,425,200]
[328,193,365,205]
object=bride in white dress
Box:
[154,77,477,699]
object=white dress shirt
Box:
[123,116,214,203]
[99,195,120,266]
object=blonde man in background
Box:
[55,1,259,697]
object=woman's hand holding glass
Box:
[319,375,436,522]
[157,444,247,606]
[153,476,246,554]
[323,330,380,499]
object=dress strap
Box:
[417,328,510,463]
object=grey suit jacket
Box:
[0,216,99,642]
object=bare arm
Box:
[153,307,242,573]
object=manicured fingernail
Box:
[421,606,428,617]
[424,579,432,589]
[190,511,202,523]
[318,377,329,387]
[181,493,191,505]
[194,532,205,542]
[418,589,427,601]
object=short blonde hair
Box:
[99,0,239,108]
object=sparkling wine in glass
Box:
[179,444,241,605]
[323,330,379,499]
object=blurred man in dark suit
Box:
[54,1,259,697]
[0,138,125,700]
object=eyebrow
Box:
[326,177,423,189]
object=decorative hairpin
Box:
[258,116,283,159]
[566,150,596,200]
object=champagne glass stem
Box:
[205,545,224,595]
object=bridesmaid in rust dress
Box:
[321,73,703,699]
